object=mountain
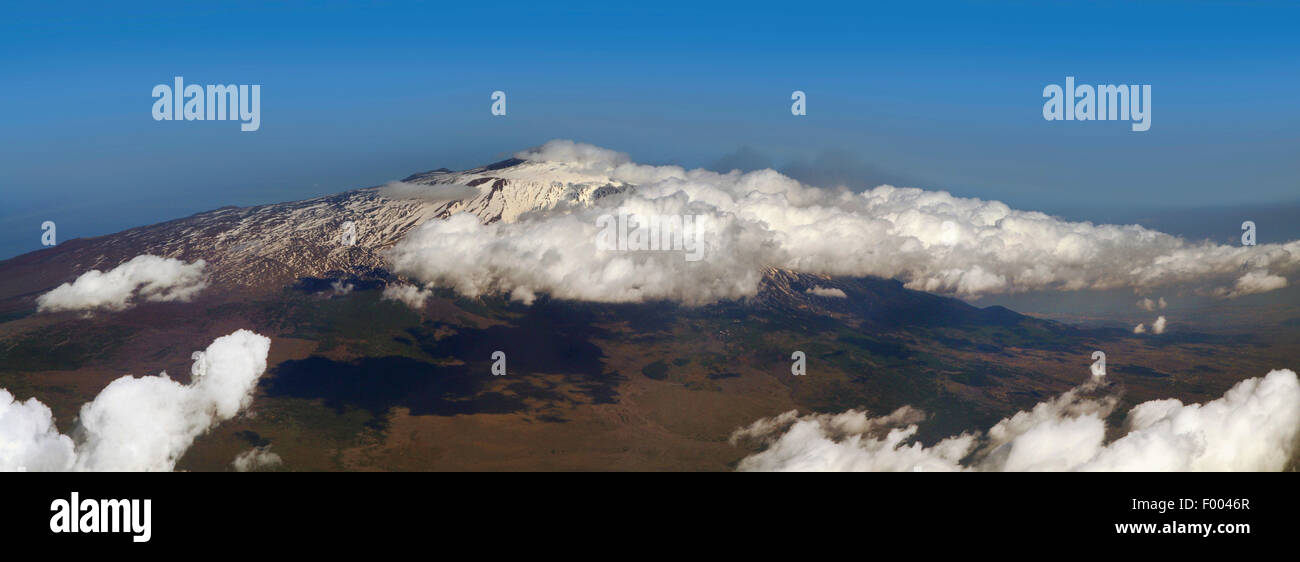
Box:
[1,154,1286,471]
[401,157,634,223]
[0,155,1030,324]
[0,157,633,310]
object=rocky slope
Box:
[0,157,634,309]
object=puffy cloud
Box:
[732,369,1300,472]
[1134,315,1167,335]
[1136,297,1167,311]
[389,141,1300,305]
[382,283,431,310]
[0,330,271,472]
[0,390,75,472]
[36,255,207,313]
[232,446,282,472]
[377,181,479,202]
[1216,270,1287,298]
[727,406,976,472]
[806,286,847,298]
[330,280,354,296]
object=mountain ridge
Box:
[0,156,1031,331]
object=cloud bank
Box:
[37,255,207,313]
[0,330,271,472]
[731,369,1300,472]
[388,140,1300,305]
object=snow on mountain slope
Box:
[0,158,632,307]
[399,157,633,224]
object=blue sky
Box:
[1,1,1297,259]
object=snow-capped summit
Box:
[393,156,633,224]
[0,150,636,303]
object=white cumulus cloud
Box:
[732,369,1300,472]
[232,445,282,472]
[36,255,207,313]
[1136,297,1167,311]
[388,140,1300,305]
[0,329,271,472]
[0,390,76,472]
[382,283,432,310]
[806,286,847,298]
[1134,315,1167,335]
[1217,270,1287,298]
